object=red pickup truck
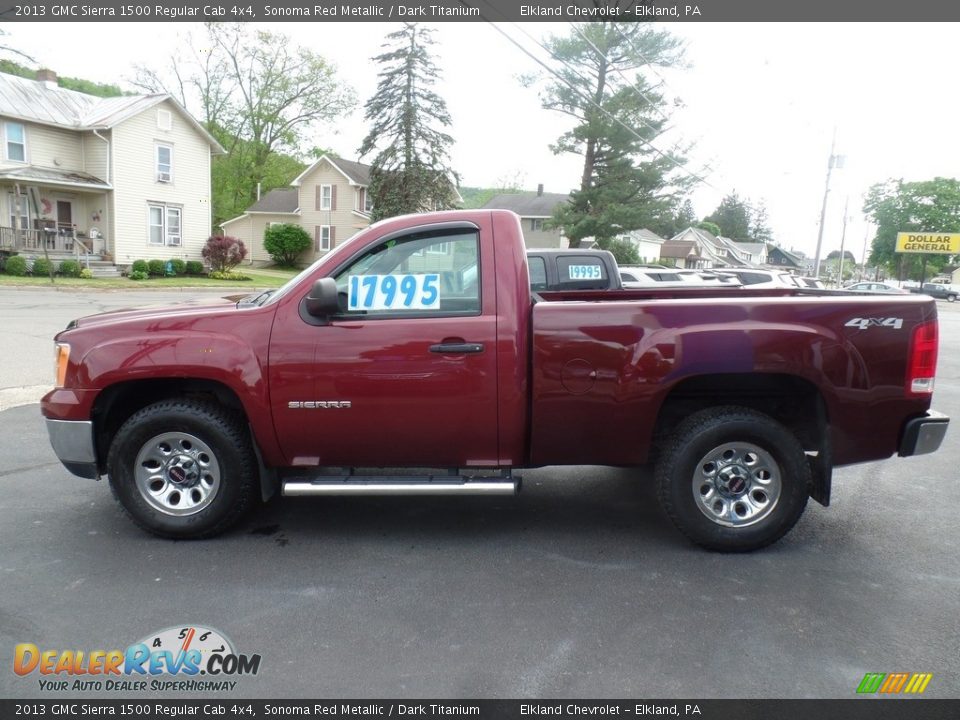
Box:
[41,210,949,551]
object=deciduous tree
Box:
[863,177,960,279]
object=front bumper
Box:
[898,411,950,457]
[45,418,99,479]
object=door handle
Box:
[429,342,485,354]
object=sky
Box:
[5,21,960,261]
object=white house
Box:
[0,69,224,269]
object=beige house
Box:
[221,155,374,265]
[0,70,224,271]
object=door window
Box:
[334,230,480,316]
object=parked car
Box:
[715,269,799,289]
[42,209,949,552]
[619,267,691,288]
[794,277,826,289]
[844,282,910,295]
[909,283,958,302]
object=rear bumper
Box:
[45,418,99,479]
[898,411,950,457]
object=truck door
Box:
[268,224,499,468]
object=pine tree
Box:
[359,24,459,222]
[540,22,688,248]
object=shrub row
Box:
[1,256,87,277]
[129,258,204,277]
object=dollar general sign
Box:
[895,232,960,253]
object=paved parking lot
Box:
[1,287,957,699]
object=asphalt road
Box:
[0,288,957,700]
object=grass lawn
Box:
[0,267,299,290]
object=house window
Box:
[531,219,544,232]
[319,185,332,211]
[157,110,172,131]
[5,122,25,162]
[156,145,173,183]
[148,204,182,246]
[8,193,28,229]
[357,187,373,214]
[315,225,332,251]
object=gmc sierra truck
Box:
[41,210,949,551]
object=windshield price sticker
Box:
[568,264,603,280]
[348,274,440,311]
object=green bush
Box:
[147,259,166,276]
[131,259,149,274]
[208,271,252,281]
[185,260,204,276]
[79,268,94,279]
[58,259,82,277]
[128,270,149,281]
[169,258,186,275]
[264,224,311,267]
[5,255,27,276]
[32,257,52,276]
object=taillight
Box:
[906,320,938,396]
[54,343,70,388]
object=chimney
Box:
[36,68,58,89]
[537,183,544,197]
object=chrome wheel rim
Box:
[134,432,221,516]
[692,442,781,528]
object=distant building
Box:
[766,245,806,271]
[664,227,754,268]
[618,228,665,264]
[482,185,570,248]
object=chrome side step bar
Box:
[282,474,519,497]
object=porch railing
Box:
[0,226,94,269]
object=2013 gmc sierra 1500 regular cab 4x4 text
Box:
[41,210,950,551]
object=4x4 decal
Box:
[845,317,904,330]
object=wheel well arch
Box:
[653,373,829,456]
[91,378,246,472]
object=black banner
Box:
[2,0,960,22]
[1,700,959,720]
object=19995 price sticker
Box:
[567,264,602,280]
[348,274,440,311]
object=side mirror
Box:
[304,278,340,318]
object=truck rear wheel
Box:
[107,400,258,539]
[655,407,810,552]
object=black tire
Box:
[107,399,258,539]
[947,294,956,303]
[655,406,810,552]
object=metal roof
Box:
[0,73,224,153]
[0,165,111,189]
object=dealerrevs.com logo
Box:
[13,625,261,692]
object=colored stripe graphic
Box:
[857,672,932,694]
[904,673,933,694]
[857,673,885,693]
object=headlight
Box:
[55,343,70,388]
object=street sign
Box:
[895,232,960,254]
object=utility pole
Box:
[860,227,870,281]
[837,196,849,286]
[813,129,843,278]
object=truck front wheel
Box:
[106,400,258,539]
[655,407,811,552]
